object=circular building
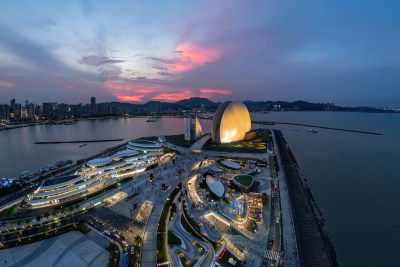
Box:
[211,101,251,144]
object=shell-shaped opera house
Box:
[212,101,251,144]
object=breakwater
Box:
[274,130,337,266]
[35,139,123,144]
[253,120,383,135]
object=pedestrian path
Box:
[264,249,280,260]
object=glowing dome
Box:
[212,101,251,144]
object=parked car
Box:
[122,241,129,247]
[131,247,135,255]
[103,230,110,236]
[121,234,127,240]
[276,217,280,223]
[114,234,120,239]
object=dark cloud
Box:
[157,72,171,76]
[153,66,168,70]
[96,68,122,82]
[80,55,125,66]
[147,57,176,64]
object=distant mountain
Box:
[175,97,218,108]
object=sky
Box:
[0,0,399,107]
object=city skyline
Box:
[1,1,400,107]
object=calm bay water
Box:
[0,113,399,266]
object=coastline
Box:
[273,129,338,266]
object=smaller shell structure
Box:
[212,101,251,144]
[184,117,203,141]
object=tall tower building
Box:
[9,98,15,113]
[14,103,22,119]
[0,104,9,121]
[91,97,96,115]
[42,103,54,118]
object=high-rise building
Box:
[21,109,28,119]
[70,104,82,117]
[25,100,29,108]
[42,102,54,118]
[9,98,15,113]
[35,105,41,117]
[91,97,96,115]
[148,101,161,114]
[14,103,22,119]
[56,103,69,117]
[0,104,10,121]
[27,103,35,118]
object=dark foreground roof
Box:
[42,175,81,187]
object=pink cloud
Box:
[162,42,223,72]
[64,84,76,89]
[152,90,195,102]
[113,94,145,102]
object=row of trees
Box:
[0,204,82,245]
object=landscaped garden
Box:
[234,175,253,187]
[156,183,182,264]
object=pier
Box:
[253,120,383,135]
[35,139,123,144]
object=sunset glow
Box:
[162,42,223,72]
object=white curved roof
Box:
[220,160,241,170]
[87,157,112,166]
[112,150,138,159]
[210,165,225,173]
[206,175,224,198]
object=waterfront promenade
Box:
[274,130,332,266]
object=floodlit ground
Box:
[0,230,109,267]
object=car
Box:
[116,230,121,234]
[271,259,276,265]
[88,220,94,225]
[130,247,135,255]
[114,234,120,239]
[268,239,274,245]
[103,230,110,236]
[121,234,127,240]
[276,217,280,223]
[122,241,129,247]
[123,247,128,254]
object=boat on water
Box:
[146,119,156,122]
[79,144,87,147]
[307,128,318,133]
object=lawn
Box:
[0,204,19,218]
[156,183,182,263]
[234,175,253,187]
[244,219,257,233]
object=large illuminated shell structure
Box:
[212,101,251,144]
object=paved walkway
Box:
[272,131,299,267]
[189,134,211,152]
[0,230,109,267]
